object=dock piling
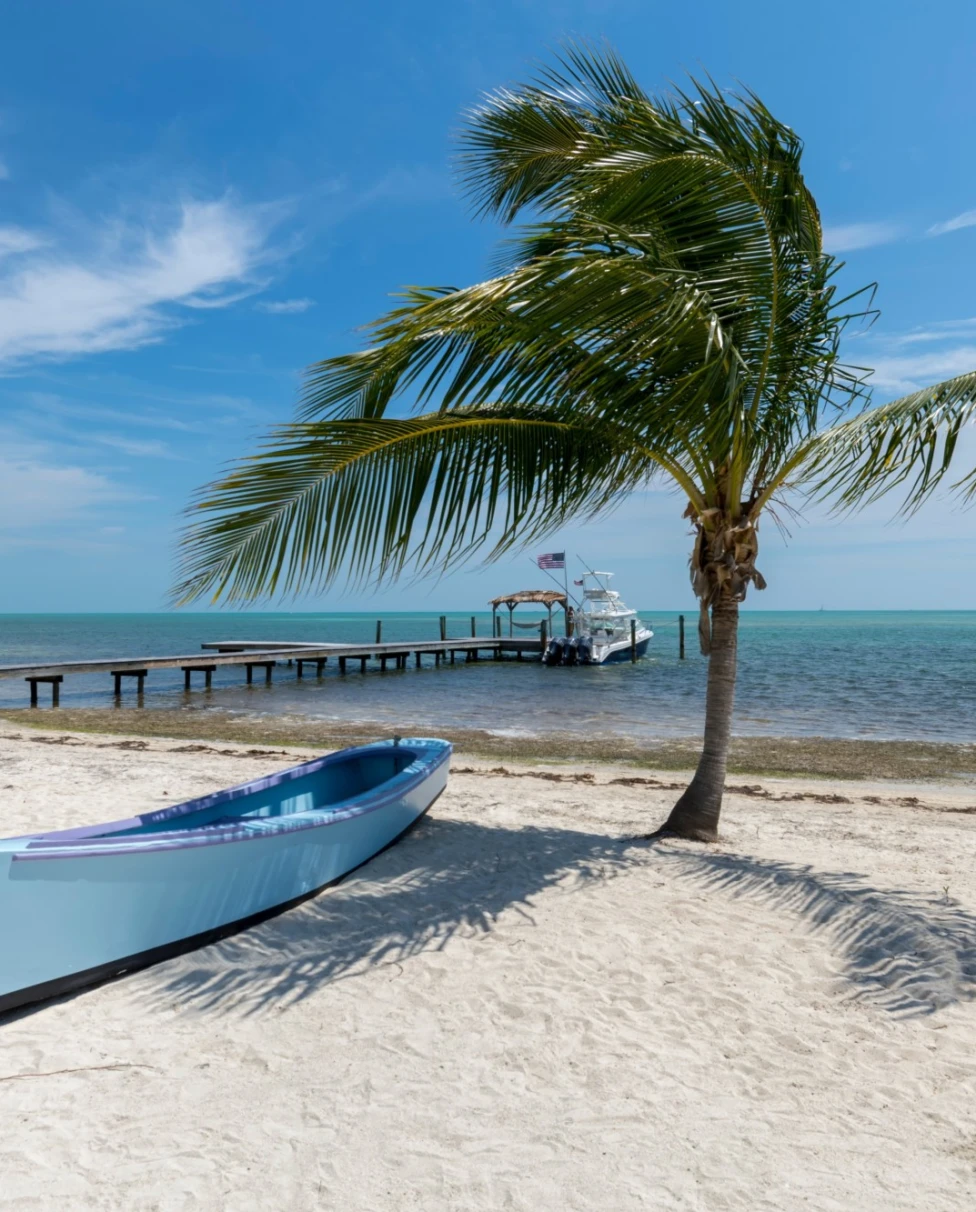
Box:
[375,620,382,644]
[112,669,147,697]
[182,665,216,690]
[470,616,476,638]
[679,614,686,659]
[26,675,63,708]
[245,661,275,685]
[439,616,447,641]
[630,619,637,663]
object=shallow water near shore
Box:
[1,610,975,745]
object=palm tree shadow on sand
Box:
[654,847,976,1017]
[135,816,976,1022]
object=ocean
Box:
[0,611,973,744]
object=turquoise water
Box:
[1,611,974,743]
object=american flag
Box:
[536,552,565,570]
[573,578,584,586]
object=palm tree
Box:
[175,45,929,842]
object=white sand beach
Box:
[1,723,975,1210]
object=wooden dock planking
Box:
[0,636,544,707]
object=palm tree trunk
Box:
[659,595,739,842]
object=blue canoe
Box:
[0,737,451,1014]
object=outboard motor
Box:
[543,636,564,666]
[577,635,593,664]
[564,636,579,666]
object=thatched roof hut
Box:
[488,589,567,608]
[488,589,569,637]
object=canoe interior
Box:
[102,749,419,838]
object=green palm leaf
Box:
[176,409,651,605]
[806,370,976,512]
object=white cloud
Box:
[256,297,315,314]
[822,221,903,253]
[0,450,142,529]
[927,209,976,237]
[864,344,976,394]
[0,226,44,257]
[0,198,284,367]
[91,433,180,459]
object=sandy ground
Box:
[1,724,975,1210]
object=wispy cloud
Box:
[822,221,903,253]
[927,209,976,237]
[256,297,315,314]
[90,433,181,460]
[0,447,144,530]
[0,226,43,257]
[866,345,976,394]
[0,197,287,368]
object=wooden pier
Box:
[0,634,545,708]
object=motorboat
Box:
[543,572,653,665]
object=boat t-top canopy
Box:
[488,589,569,637]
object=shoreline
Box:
[3,707,975,782]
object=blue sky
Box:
[2,0,975,612]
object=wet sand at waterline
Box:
[6,705,976,782]
[1,724,975,1210]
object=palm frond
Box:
[175,409,652,605]
[804,370,976,512]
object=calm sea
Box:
[0,611,973,744]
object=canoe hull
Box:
[0,738,450,1014]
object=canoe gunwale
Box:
[8,739,451,862]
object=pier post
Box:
[245,661,275,685]
[360,656,367,673]
[112,669,148,697]
[380,656,388,671]
[630,619,637,663]
[26,675,63,708]
[439,616,446,641]
[679,614,685,659]
[470,616,476,638]
[296,660,304,678]
[339,657,347,675]
[540,619,548,653]
[316,659,327,676]
[182,665,216,691]
[415,652,422,668]
[435,651,441,666]
[376,619,382,644]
